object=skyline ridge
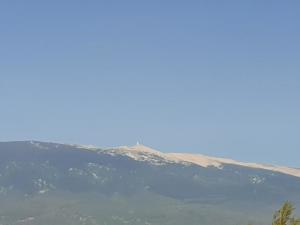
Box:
[2,140,299,178]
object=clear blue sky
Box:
[1,1,299,167]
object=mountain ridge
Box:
[1,140,300,225]
[3,140,299,179]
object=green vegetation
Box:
[249,202,300,225]
[272,202,300,225]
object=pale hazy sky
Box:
[1,1,299,167]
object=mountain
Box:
[0,141,299,225]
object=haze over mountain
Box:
[0,141,299,225]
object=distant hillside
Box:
[0,141,299,225]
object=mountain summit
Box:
[100,142,300,178]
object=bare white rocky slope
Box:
[97,144,300,178]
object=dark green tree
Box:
[272,202,300,225]
[248,202,300,225]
